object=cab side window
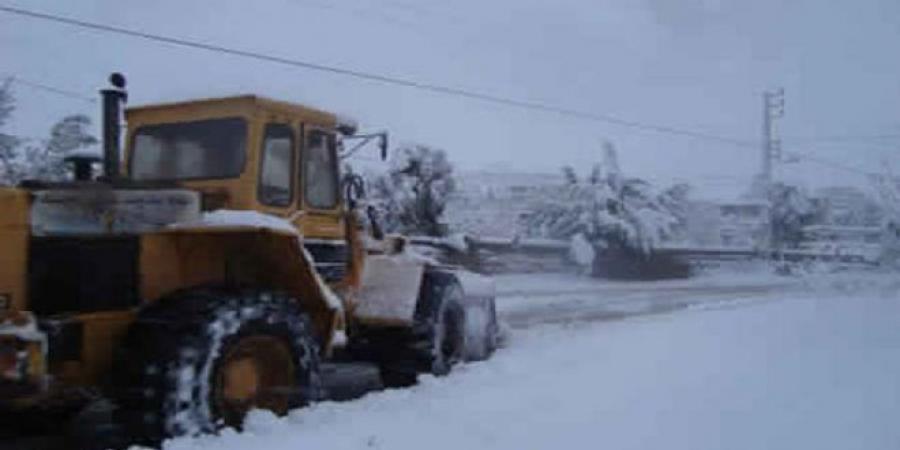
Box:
[304,129,339,209]
[258,124,294,207]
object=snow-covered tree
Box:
[769,183,822,249]
[24,114,98,181]
[523,141,684,254]
[369,144,456,237]
[0,79,23,185]
[0,82,98,185]
[657,182,691,237]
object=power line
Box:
[0,4,758,148]
[2,74,97,103]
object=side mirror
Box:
[340,131,390,161]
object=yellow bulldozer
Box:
[0,74,498,445]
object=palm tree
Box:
[524,142,681,254]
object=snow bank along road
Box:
[152,271,900,450]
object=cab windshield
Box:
[130,117,247,181]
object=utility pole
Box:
[761,88,785,190]
[760,88,784,249]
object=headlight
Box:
[0,312,47,385]
[0,336,28,382]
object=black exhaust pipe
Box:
[100,73,127,180]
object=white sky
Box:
[2,0,899,198]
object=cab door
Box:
[296,126,344,239]
[256,122,297,216]
[295,125,349,285]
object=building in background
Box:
[799,224,882,257]
[446,171,563,237]
[683,199,769,248]
[717,200,770,248]
[814,186,883,227]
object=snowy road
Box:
[155,270,900,450]
[495,272,800,328]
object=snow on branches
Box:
[523,142,686,255]
[0,81,98,185]
[769,183,822,249]
[368,144,456,237]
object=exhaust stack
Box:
[100,73,127,180]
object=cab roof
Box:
[126,94,338,124]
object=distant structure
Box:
[684,199,769,248]
[449,170,893,265]
[799,224,882,258]
[446,171,563,237]
[814,186,883,227]
[684,185,887,261]
[718,200,771,247]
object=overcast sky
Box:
[2,0,899,198]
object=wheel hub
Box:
[222,357,260,403]
[214,335,295,428]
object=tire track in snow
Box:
[498,281,799,329]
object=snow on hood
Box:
[168,210,299,235]
[168,210,343,312]
[410,234,470,252]
[453,270,496,299]
[400,246,439,266]
[365,235,440,266]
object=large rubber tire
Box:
[462,296,500,361]
[368,272,467,388]
[414,271,467,376]
[114,289,322,442]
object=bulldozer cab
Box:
[123,95,349,240]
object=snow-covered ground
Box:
[150,270,900,450]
